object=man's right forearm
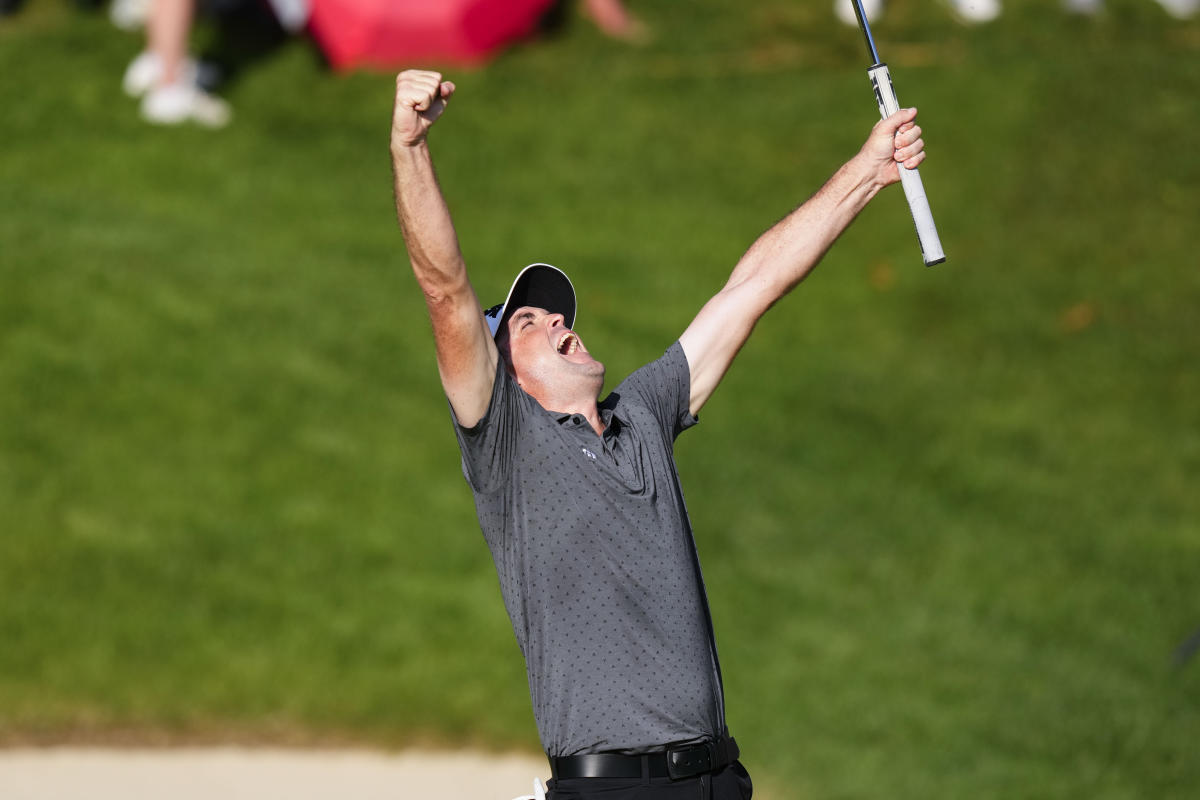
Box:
[389,70,497,426]
[391,140,469,300]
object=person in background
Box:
[1063,0,1197,17]
[836,0,1001,25]
[122,0,231,127]
[836,0,1196,25]
[582,0,649,41]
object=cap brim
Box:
[484,263,577,339]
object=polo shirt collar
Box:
[555,405,621,436]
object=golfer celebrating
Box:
[391,69,926,800]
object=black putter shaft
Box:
[850,0,882,65]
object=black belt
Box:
[550,733,739,782]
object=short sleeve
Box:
[452,359,523,494]
[611,341,698,442]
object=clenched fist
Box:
[391,69,456,149]
[857,107,926,189]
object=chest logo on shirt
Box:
[581,447,598,461]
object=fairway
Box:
[2,1,1198,798]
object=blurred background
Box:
[1,0,1198,797]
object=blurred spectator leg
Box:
[582,0,649,42]
[128,0,231,127]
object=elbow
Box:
[721,273,780,321]
[423,285,467,322]
[422,284,452,308]
[419,267,472,309]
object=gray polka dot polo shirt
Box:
[453,341,725,757]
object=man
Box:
[390,69,927,800]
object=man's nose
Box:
[547,313,566,329]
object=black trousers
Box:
[547,760,753,800]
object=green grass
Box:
[2,0,1198,797]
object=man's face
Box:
[498,306,604,401]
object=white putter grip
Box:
[868,64,945,266]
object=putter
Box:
[850,0,946,266]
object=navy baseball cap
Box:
[484,263,577,339]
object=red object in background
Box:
[308,0,556,70]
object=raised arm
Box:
[391,70,498,427]
[678,107,926,416]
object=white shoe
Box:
[1155,0,1198,18]
[263,0,311,32]
[950,0,1002,23]
[141,82,232,128]
[1062,0,1103,14]
[123,52,219,98]
[835,0,883,26]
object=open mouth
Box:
[556,332,580,356]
